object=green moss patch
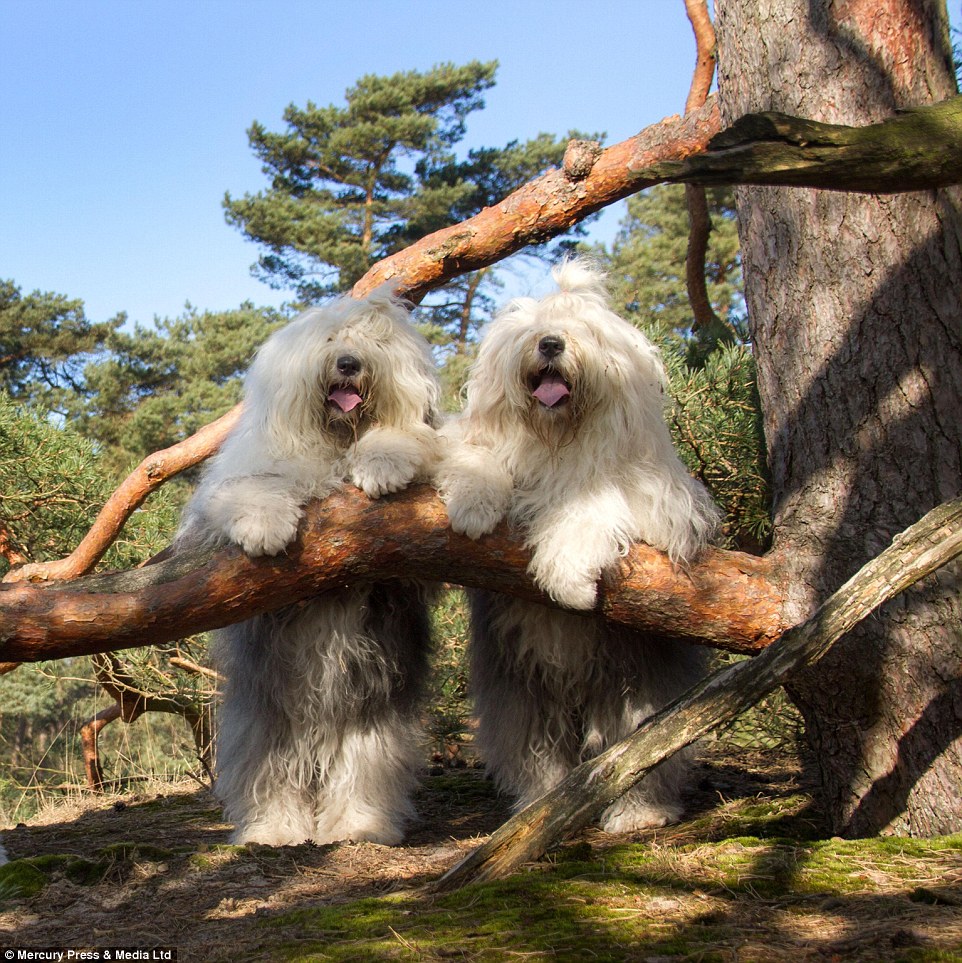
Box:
[253,834,962,961]
[0,861,47,901]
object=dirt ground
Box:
[1,745,961,961]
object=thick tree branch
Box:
[353,99,723,299]
[0,486,786,664]
[678,95,962,193]
[434,496,962,891]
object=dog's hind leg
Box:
[599,751,693,831]
[213,618,318,846]
[310,715,422,845]
[592,629,705,832]
[308,583,431,845]
[469,593,585,809]
[216,721,317,845]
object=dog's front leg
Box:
[347,424,436,498]
[204,473,311,556]
[526,489,635,610]
[437,444,513,539]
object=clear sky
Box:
[0,1,704,326]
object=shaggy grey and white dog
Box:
[179,289,441,846]
[438,259,719,830]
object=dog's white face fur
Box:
[183,288,441,557]
[461,260,673,460]
[245,293,440,458]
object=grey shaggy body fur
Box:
[179,289,440,846]
[438,259,720,830]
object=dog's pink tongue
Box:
[329,386,363,412]
[533,372,570,407]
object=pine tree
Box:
[0,280,121,411]
[598,184,744,361]
[0,394,206,807]
[223,61,499,299]
[71,302,288,471]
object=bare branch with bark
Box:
[0,486,787,665]
[682,0,730,338]
[80,652,214,791]
[3,406,243,585]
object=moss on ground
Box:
[255,834,962,962]
[3,765,962,960]
[0,841,180,897]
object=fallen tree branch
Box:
[79,652,214,790]
[0,485,787,664]
[433,496,962,891]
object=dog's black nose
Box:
[336,354,362,377]
[538,335,565,358]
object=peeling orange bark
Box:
[0,486,787,664]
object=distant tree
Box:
[72,303,288,472]
[0,393,209,798]
[0,392,176,576]
[0,280,121,411]
[223,61,499,300]
[598,184,744,362]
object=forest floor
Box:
[1,742,962,961]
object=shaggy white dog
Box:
[179,289,441,846]
[438,259,719,830]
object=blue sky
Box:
[4,4,957,327]
[0,1,702,325]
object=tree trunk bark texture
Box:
[715,0,962,836]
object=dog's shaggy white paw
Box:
[529,556,600,610]
[227,502,302,556]
[204,481,304,556]
[444,493,506,540]
[230,824,311,847]
[600,797,683,833]
[350,452,420,499]
[312,809,405,846]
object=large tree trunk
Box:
[715,0,962,836]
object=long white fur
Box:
[438,258,720,830]
[180,288,441,846]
